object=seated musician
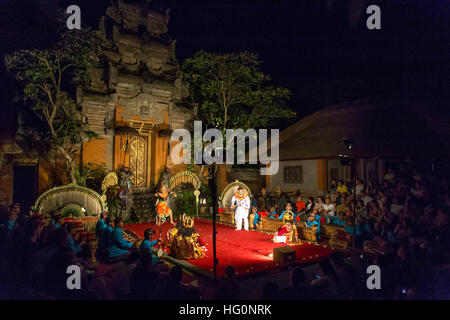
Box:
[305,211,321,240]
[96,211,108,238]
[267,206,279,219]
[249,206,261,229]
[140,228,161,264]
[61,222,85,256]
[107,217,133,262]
[278,203,297,225]
[273,210,299,244]
[52,214,64,229]
[97,217,114,261]
[331,212,347,227]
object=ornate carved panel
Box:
[129,136,147,187]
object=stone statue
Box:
[118,166,133,217]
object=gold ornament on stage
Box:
[164,213,206,260]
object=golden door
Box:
[129,136,147,187]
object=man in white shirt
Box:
[231,186,251,231]
[355,178,365,196]
[359,191,373,207]
[322,197,335,216]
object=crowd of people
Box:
[250,165,450,299]
[0,204,203,299]
[1,164,449,299]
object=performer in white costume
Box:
[231,186,251,231]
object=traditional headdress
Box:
[233,185,248,201]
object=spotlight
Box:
[268,253,273,259]
[342,138,356,152]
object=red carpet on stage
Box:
[126,219,333,277]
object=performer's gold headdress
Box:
[282,210,294,223]
[181,213,194,228]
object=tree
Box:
[182,50,295,133]
[5,28,99,185]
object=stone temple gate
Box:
[80,0,196,190]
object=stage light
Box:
[81,207,86,213]
[342,138,356,152]
[267,253,273,259]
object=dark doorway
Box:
[13,165,38,214]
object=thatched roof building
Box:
[278,95,449,161]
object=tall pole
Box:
[211,163,218,280]
[352,161,357,248]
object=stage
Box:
[126,219,333,278]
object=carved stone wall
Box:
[80,0,194,171]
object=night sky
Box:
[0,0,449,131]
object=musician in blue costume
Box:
[61,223,83,255]
[267,206,279,219]
[306,210,321,240]
[97,217,114,259]
[52,214,64,229]
[250,206,261,229]
[96,211,108,238]
[278,203,297,225]
[107,217,133,261]
[140,228,161,264]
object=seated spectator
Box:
[360,191,373,207]
[279,267,312,300]
[390,197,404,216]
[329,251,360,296]
[129,251,159,299]
[384,168,396,183]
[216,265,241,300]
[305,197,314,214]
[316,196,325,212]
[335,197,347,217]
[322,197,335,216]
[377,190,388,209]
[394,219,413,242]
[295,196,306,214]
[311,259,342,299]
[433,207,448,231]
[355,178,365,195]
[107,250,140,299]
[159,265,199,300]
[330,179,337,194]
[337,180,349,195]
[369,201,382,222]
[366,179,377,195]
[40,228,78,298]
